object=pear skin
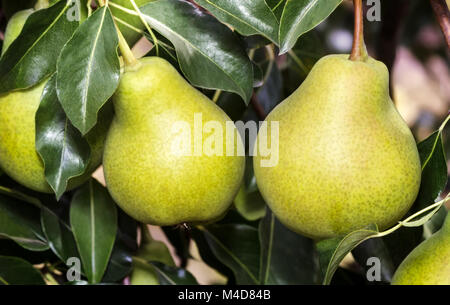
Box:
[253,54,421,239]
[391,212,450,285]
[103,57,245,226]
[0,81,111,193]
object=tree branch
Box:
[429,0,450,49]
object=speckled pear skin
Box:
[0,81,111,193]
[253,54,421,239]
[103,57,245,226]
[392,212,450,285]
[1,9,33,56]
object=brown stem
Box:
[429,0,450,50]
[250,93,266,121]
[349,0,368,61]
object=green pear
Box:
[0,81,111,193]
[110,0,154,47]
[253,54,421,239]
[103,57,245,226]
[1,9,34,56]
[391,211,450,285]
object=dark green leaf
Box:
[152,262,198,285]
[35,75,91,199]
[279,0,343,54]
[234,185,266,221]
[199,224,260,284]
[195,0,279,44]
[413,130,448,211]
[102,237,133,283]
[0,256,45,285]
[0,1,78,93]
[317,224,379,285]
[259,210,317,284]
[0,191,48,251]
[141,0,253,103]
[40,203,79,262]
[70,179,118,283]
[56,6,120,135]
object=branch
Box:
[430,0,450,50]
[250,93,267,121]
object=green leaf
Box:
[317,224,379,285]
[141,0,253,103]
[0,1,78,93]
[199,224,260,284]
[35,75,91,199]
[0,191,48,251]
[56,6,120,135]
[194,0,279,44]
[70,179,118,284]
[40,203,79,262]
[259,210,317,284]
[0,256,45,285]
[234,185,266,221]
[278,0,343,54]
[152,262,198,285]
[413,129,448,211]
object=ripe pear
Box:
[1,9,33,56]
[391,211,450,285]
[253,54,421,239]
[109,0,154,47]
[0,81,111,193]
[103,57,245,226]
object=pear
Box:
[103,57,245,226]
[253,54,421,239]
[1,9,34,56]
[391,211,450,285]
[0,81,111,193]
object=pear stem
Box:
[98,0,140,68]
[349,0,369,62]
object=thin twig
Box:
[429,0,450,50]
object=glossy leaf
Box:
[317,224,379,285]
[199,224,260,284]
[0,256,45,285]
[141,0,253,103]
[0,1,78,93]
[279,0,343,54]
[56,6,120,135]
[195,0,279,44]
[40,203,79,262]
[35,75,91,199]
[234,185,266,221]
[413,129,448,211]
[259,210,317,284]
[70,179,118,284]
[152,262,198,285]
[102,238,133,283]
[0,191,48,251]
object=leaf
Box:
[102,238,133,283]
[234,185,266,221]
[278,0,343,54]
[40,203,79,262]
[317,224,379,285]
[259,210,317,284]
[194,0,279,44]
[56,6,120,135]
[152,262,198,285]
[413,129,448,211]
[141,0,253,103]
[0,256,45,285]
[35,75,91,199]
[0,192,48,251]
[70,179,118,284]
[0,1,78,93]
[199,224,260,284]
